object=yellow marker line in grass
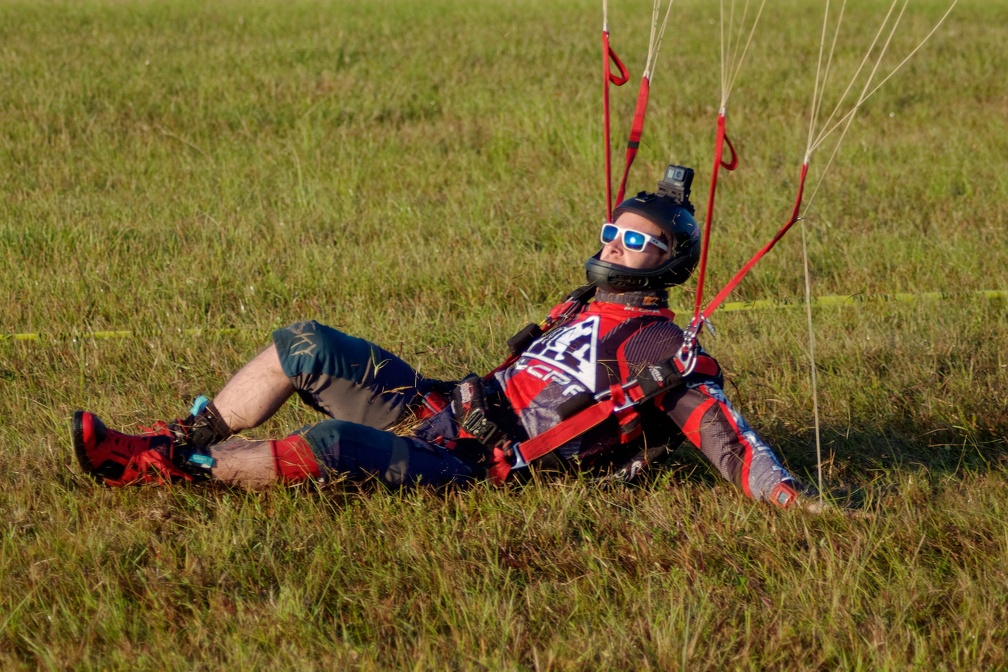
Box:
[711,289,1008,313]
[4,327,244,343]
[3,290,1006,343]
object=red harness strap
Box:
[514,392,623,465]
[700,161,809,321]
[614,75,651,206]
[511,348,709,468]
[692,112,739,322]
[480,292,720,481]
[678,160,810,365]
[603,28,629,223]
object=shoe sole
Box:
[72,410,105,484]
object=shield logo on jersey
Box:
[523,315,600,391]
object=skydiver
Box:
[72,166,813,510]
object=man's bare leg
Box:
[211,343,295,432]
[209,433,320,489]
[74,343,306,487]
[209,439,278,489]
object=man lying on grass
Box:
[73,166,809,509]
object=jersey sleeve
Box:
[620,321,799,502]
[654,380,799,502]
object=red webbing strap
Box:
[514,352,709,466]
[602,29,629,223]
[614,76,651,206]
[516,386,628,464]
[701,161,810,320]
[484,352,518,381]
[691,113,739,322]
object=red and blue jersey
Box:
[496,299,682,450]
[494,296,796,501]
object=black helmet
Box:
[585,167,701,292]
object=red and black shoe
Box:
[72,411,194,487]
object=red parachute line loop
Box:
[614,76,651,206]
[607,42,630,86]
[720,130,738,170]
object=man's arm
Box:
[622,321,804,508]
[655,380,802,507]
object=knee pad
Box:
[272,434,322,484]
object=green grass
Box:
[2,0,1007,668]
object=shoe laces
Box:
[138,419,188,442]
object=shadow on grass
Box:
[750,416,1008,511]
[52,405,1008,517]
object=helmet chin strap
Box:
[584,247,694,293]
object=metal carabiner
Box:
[675,344,698,378]
[676,318,705,378]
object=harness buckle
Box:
[460,407,502,446]
[511,444,529,470]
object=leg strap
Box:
[272,434,322,484]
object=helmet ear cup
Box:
[587,192,701,292]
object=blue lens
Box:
[623,230,646,251]
[601,224,619,243]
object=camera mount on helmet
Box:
[656,164,694,210]
[586,164,701,292]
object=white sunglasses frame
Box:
[600,223,670,253]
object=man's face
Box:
[599,211,671,270]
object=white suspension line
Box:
[809,0,907,157]
[805,1,829,158]
[722,0,766,109]
[800,222,824,502]
[814,0,899,156]
[806,0,848,159]
[833,0,959,127]
[720,0,733,101]
[717,0,767,110]
[812,0,848,155]
[646,0,660,72]
[801,3,907,487]
[644,0,676,82]
[804,1,911,210]
[799,0,839,506]
[796,0,957,504]
[803,0,958,211]
[727,0,742,83]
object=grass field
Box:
[2,0,1007,668]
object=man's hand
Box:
[770,481,837,514]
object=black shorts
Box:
[273,320,430,429]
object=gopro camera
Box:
[656,164,694,206]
